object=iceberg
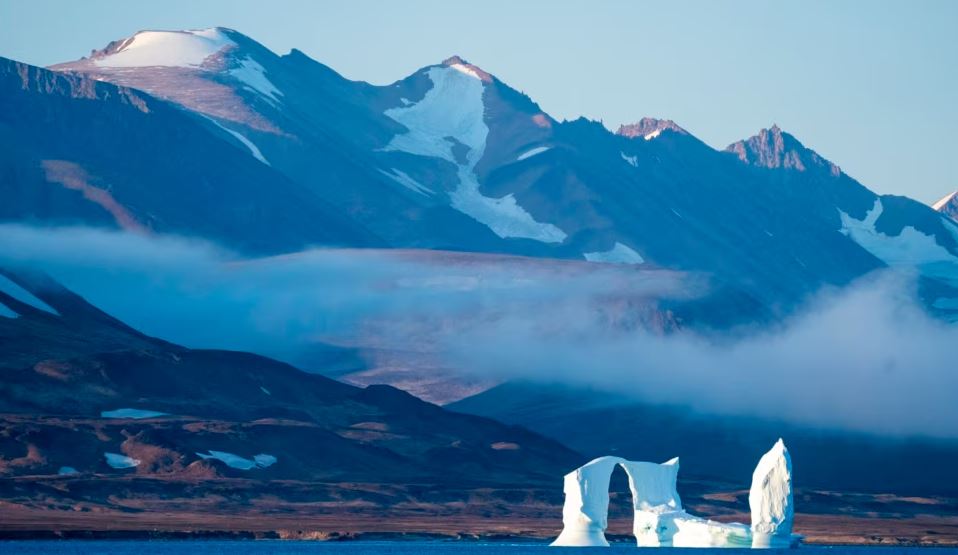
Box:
[749,439,794,548]
[551,456,623,546]
[552,439,798,548]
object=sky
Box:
[1,0,956,203]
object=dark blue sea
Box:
[0,543,955,554]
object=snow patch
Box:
[448,63,483,80]
[259,386,271,395]
[104,452,140,469]
[101,408,167,419]
[205,116,270,166]
[645,129,663,140]
[94,28,234,68]
[516,146,551,161]
[933,191,957,211]
[383,66,566,243]
[379,169,432,196]
[0,301,17,318]
[584,242,645,264]
[839,199,958,285]
[230,57,282,103]
[0,274,59,315]
[58,466,79,476]
[196,450,277,470]
[620,152,638,167]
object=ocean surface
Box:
[0,542,955,554]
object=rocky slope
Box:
[0,268,579,484]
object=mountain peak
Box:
[933,190,958,221]
[617,117,687,140]
[725,125,841,176]
[71,27,242,69]
[440,55,493,83]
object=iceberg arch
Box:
[551,439,797,548]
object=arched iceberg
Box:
[551,439,798,548]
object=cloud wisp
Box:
[1,224,956,438]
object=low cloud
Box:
[1,225,956,439]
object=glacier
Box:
[382,64,567,243]
[552,440,797,548]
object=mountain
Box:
[448,382,958,496]
[0,55,379,254]
[34,28,958,312]
[0,267,580,485]
[934,190,958,222]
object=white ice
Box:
[552,440,797,549]
[933,191,957,211]
[205,116,270,166]
[750,438,794,548]
[620,152,638,167]
[0,301,17,318]
[196,450,277,470]
[0,274,59,315]
[230,57,282,103]
[101,408,167,419]
[379,168,433,196]
[584,242,645,265]
[104,452,140,469]
[94,28,234,68]
[516,146,551,161]
[840,199,958,285]
[551,456,622,547]
[383,65,566,243]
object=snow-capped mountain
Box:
[5,26,958,316]
[934,190,958,222]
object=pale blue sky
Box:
[2,0,956,203]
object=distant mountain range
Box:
[2,27,958,506]
[0,28,953,315]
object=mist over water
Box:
[2,224,956,439]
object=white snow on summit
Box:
[383,65,566,243]
[448,62,483,80]
[932,191,957,211]
[516,146,551,161]
[840,200,958,285]
[620,152,638,167]
[584,242,645,264]
[94,28,234,68]
[0,274,59,315]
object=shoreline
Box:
[1,515,956,546]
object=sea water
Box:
[0,543,955,554]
